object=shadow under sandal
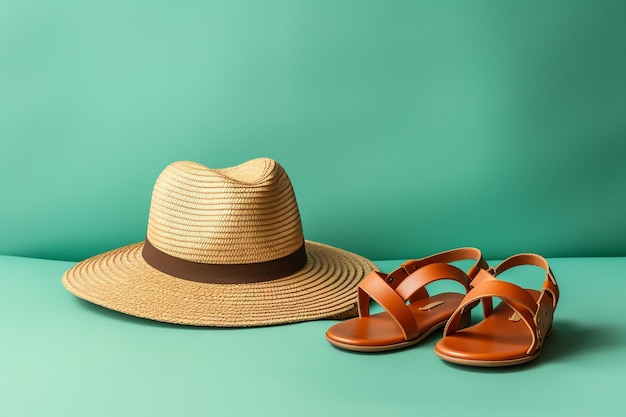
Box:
[434,253,559,367]
[325,248,488,352]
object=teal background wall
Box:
[1,0,626,262]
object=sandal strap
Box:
[385,247,488,300]
[445,254,558,354]
[358,271,420,341]
[401,247,488,278]
[355,248,487,343]
[444,277,544,354]
[490,253,559,307]
[395,263,472,303]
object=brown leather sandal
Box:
[434,254,559,367]
[325,248,488,352]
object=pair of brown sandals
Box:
[325,248,559,367]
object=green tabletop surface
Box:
[1,255,624,416]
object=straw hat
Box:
[62,158,377,327]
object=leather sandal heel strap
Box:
[488,253,559,307]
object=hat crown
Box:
[146,158,304,265]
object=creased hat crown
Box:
[145,158,304,265]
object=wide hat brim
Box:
[62,240,377,327]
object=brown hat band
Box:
[141,239,308,284]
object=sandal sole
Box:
[434,349,541,367]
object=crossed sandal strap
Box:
[468,253,559,318]
[443,278,544,354]
[444,264,557,354]
[383,248,489,301]
[357,254,481,342]
[358,272,420,341]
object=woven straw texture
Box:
[62,158,377,327]
[147,159,303,264]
